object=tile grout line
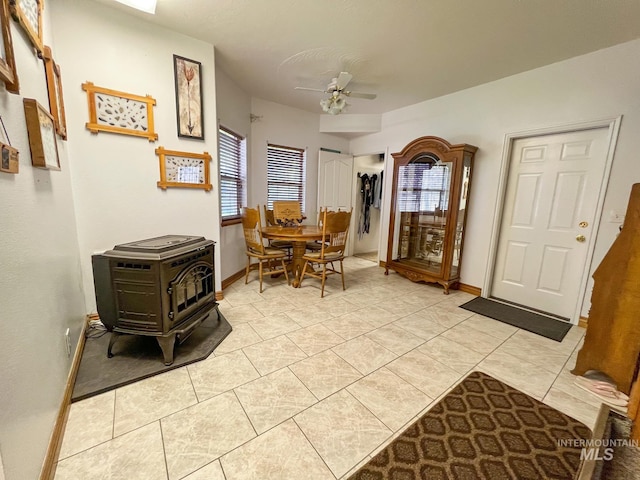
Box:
[158,420,170,480]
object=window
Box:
[218,126,246,224]
[267,144,306,211]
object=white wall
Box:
[352,154,384,255]
[215,65,251,282]
[351,39,640,317]
[249,98,350,221]
[0,5,86,480]
[51,0,219,311]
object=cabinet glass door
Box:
[391,154,453,275]
[451,154,471,278]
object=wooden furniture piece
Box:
[572,183,640,395]
[262,225,325,287]
[385,136,477,293]
[630,370,640,441]
[306,209,325,252]
[300,209,353,297]
[241,206,290,292]
[263,206,293,258]
[273,201,304,226]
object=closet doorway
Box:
[351,153,385,264]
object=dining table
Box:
[262,225,324,287]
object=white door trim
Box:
[482,116,622,323]
[375,147,391,264]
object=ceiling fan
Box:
[295,72,376,115]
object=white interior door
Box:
[491,127,610,319]
[318,150,354,253]
[318,151,353,214]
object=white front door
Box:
[491,127,610,319]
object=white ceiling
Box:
[95,0,640,116]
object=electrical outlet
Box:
[64,328,71,357]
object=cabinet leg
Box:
[156,335,176,366]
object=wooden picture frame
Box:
[9,0,43,54]
[82,82,158,141]
[0,142,19,173]
[43,46,66,139]
[23,98,60,170]
[173,55,203,140]
[156,146,212,191]
[0,0,19,92]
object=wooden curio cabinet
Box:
[385,136,477,293]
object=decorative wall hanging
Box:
[173,55,203,140]
[81,81,158,141]
[43,46,66,139]
[155,146,212,191]
[0,114,19,173]
[0,0,19,92]
[23,98,60,170]
[9,0,43,54]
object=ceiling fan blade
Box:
[295,86,327,93]
[345,91,377,100]
[335,72,353,90]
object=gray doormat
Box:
[72,308,231,402]
[459,297,571,342]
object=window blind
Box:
[397,162,451,212]
[219,126,246,220]
[267,144,306,210]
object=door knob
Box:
[576,235,586,243]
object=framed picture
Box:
[173,55,203,140]
[0,0,19,92]
[82,81,158,141]
[23,98,60,170]
[156,146,212,191]
[9,0,43,54]
[0,142,19,174]
[42,46,66,139]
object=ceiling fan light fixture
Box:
[320,95,346,115]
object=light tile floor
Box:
[56,257,599,480]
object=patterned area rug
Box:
[348,371,591,480]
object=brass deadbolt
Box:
[579,221,588,228]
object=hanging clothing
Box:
[358,173,377,239]
[373,170,383,209]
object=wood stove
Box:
[92,235,218,365]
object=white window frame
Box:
[218,126,247,225]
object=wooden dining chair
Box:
[263,205,293,260]
[306,208,326,252]
[273,201,303,226]
[299,208,353,297]
[242,206,290,292]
